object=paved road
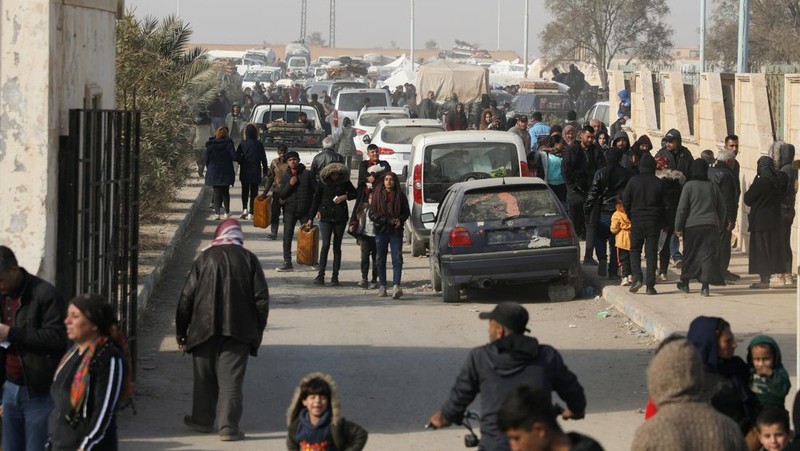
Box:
[118,187,656,451]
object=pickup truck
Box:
[247,103,326,165]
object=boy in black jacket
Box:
[277,151,314,272]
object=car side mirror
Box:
[362,135,371,144]
[420,212,436,223]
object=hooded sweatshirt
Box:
[236,124,269,184]
[622,154,665,226]
[584,147,633,218]
[778,143,797,221]
[747,335,791,408]
[441,334,586,451]
[631,339,748,451]
[309,163,357,223]
[654,129,694,179]
[611,130,636,170]
[675,159,726,231]
[286,372,368,451]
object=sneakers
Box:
[267,233,277,240]
[646,287,658,295]
[214,214,221,220]
[183,415,212,434]
[620,278,631,287]
[673,258,683,269]
[369,281,379,289]
[392,285,403,299]
[239,209,249,219]
[583,258,598,266]
[276,263,293,272]
[246,214,253,220]
[629,281,643,293]
[749,282,770,289]
[313,274,324,285]
[330,277,341,287]
[378,286,388,297]
[357,279,369,289]
[597,260,607,277]
[219,428,245,442]
[657,273,668,283]
[700,286,710,297]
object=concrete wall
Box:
[0,0,119,280]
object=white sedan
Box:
[362,118,445,181]
[352,107,410,157]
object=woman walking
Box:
[308,163,357,286]
[445,103,468,131]
[48,294,128,451]
[335,117,357,169]
[674,158,727,296]
[206,126,237,220]
[370,172,410,299]
[352,145,391,289]
[744,156,789,289]
[237,123,269,219]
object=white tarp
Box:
[415,60,489,104]
[380,69,415,89]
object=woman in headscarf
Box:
[595,130,610,150]
[205,126,237,220]
[479,109,494,130]
[562,124,577,147]
[48,294,129,451]
[744,155,789,289]
[687,316,760,448]
[236,123,269,220]
[369,172,410,299]
[445,103,468,131]
[674,158,727,296]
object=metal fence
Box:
[56,109,141,376]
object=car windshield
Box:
[459,187,559,223]
[244,71,277,82]
[422,142,519,203]
[511,94,571,112]
[359,113,408,127]
[381,126,443,145]
[288,59,306,67]
[255,108,319,126]
[339,93,389,111]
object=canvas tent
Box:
[415,60,489,104]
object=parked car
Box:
[404,131,529,257]
[362,118,444,183]
[352,107,410,157]
[247,103,325,164]
[423,178,581,302]
[306,80,368,101]
[582,101,610,127]
[332,88,391,139]
[506,80,575,123]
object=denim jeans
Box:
[376,232,403,287]
[3,382,54,451]
[670,234,683,260]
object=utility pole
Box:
[176,0,180,18]
[410,0,415,72]
[329,0,336,48]
[737,0,750,73]
[700,0,706,72]
[497,0,501,51]
[300,0,308,42]
[523,0,529,78]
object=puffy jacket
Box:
[236,125,269,184]
[1,271,67,397]
[585,148,633,218]
[654,129,694,179]
[204,137,236,187]
[708,161,738,224]
[280,163,315,214]
[610,209,631,250]
[311,149,345,182]
[176,244,270,356]
[309,163,357,224]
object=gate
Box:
[56,109,141,376]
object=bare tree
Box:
[539,0,673,90]
[707,0,800,71]
[306,31,326,47]
[425,39,438,50]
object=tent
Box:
[415,60,489,104]
[380,69,415,89]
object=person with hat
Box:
[427,302,586,451]
[47,294,129,451]
[509,115,531,152]
[277,151,315,272]
[264,143,290,240]
[176,219,270,441]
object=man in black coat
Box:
[563,126,605,263]
[310,137,345,183]
[277,151,315,272]
[0,246,67,451]
[708,149,739,282]
[585,148,633,279]
[427,302,586,451]
[623,154,666,294]
[654,129,693,266]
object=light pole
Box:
[497,0,501,51]
[176,0,180,18]
[700,0,706,72]
[737,0,750,73]
[523,0,529,78]
[410,0,415,72]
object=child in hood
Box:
[748,335,791,409]
[287,372,368,451]
[610,196,632,286]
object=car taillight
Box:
[378,147,394,155]
[356,149,362,155]
[449,227,473,247]
[333,110,339,128]
[413,164,422,204]
[552,218,573,239]
[355,128,366,135]
[520,160,530,176]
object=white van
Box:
[332,88,391,139]
[404,131,530,256]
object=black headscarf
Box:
[756,155,778,181]
[689,158,709,181]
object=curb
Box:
[580,266,680,341]
[137,181,208,315]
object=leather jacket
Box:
[585,162,633,218]
[280,163,315,215]
[310,149,345,182]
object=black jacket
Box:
[563,143,604,196]
[585,149,633,218]
[744,161,786,233]
[311,149,345,182]
[204,137,237,187]
[357,160,391,192]
[622,155,666,226]
[779,143,798,222]
[48,341,125,451]
[654,129,694,179]
[176,245,270,356]
[1,271,67,397]
[309,163,358,224]
[441,334,586,451]
[280,163,315,215]
[236,126,269,185]
[708,161,738,224]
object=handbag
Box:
[252,194,271,229]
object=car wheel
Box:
[430,257,442,292]
[411,233,426,257]
[569,271,583,299]
[442,273,460,303]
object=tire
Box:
[442,273,460,303]
[570,271,583,299]
[430,258,442,292]
[411,233,426,257]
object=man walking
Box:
[264,144,289,240]
[509,115,531,154]
[310,137,345,183]
[528,112,551,151]
[655,129,693,267]
[563,126,604,263]
[427,302,586,451]
[418,90,439,120]
[176,220,269,442]
[277,151,314,272]
[0,246,67,451]
[708,149,739,281]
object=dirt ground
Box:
[118,184,658,451]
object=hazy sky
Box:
[126,0,702,57]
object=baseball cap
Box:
[518,115,528,122]
[479,302,530,334]
[663,132,677,141]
